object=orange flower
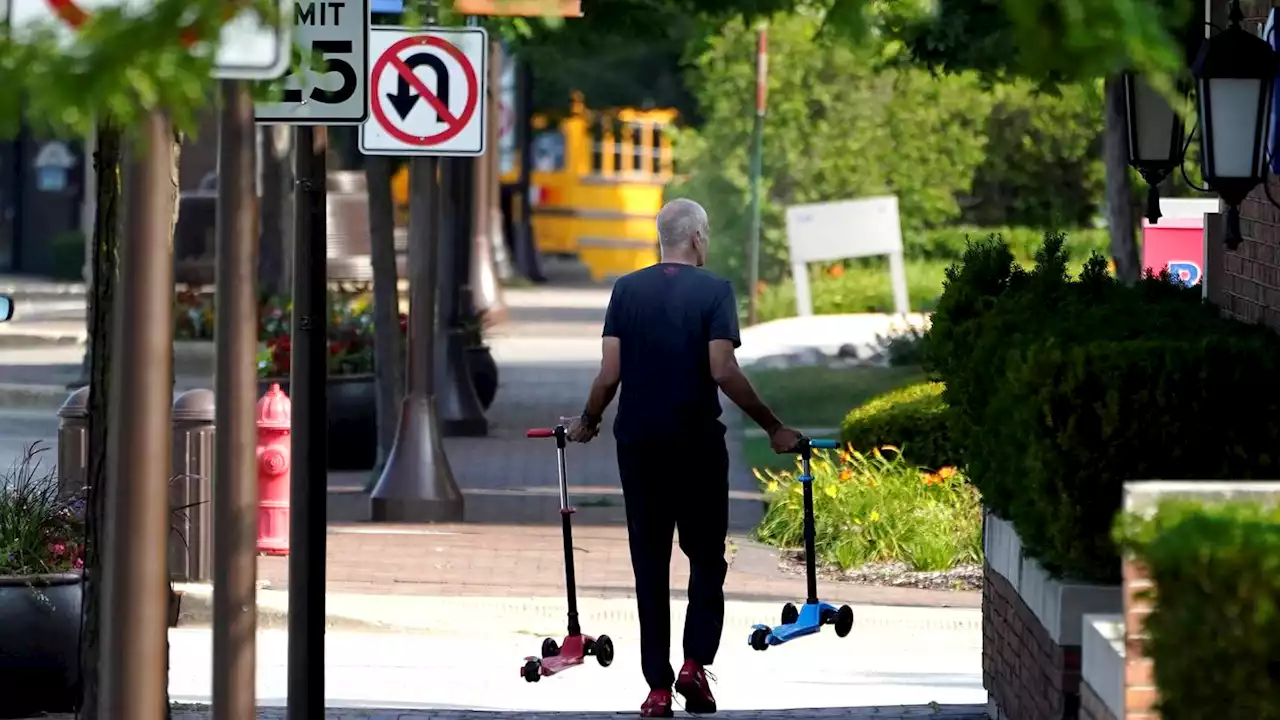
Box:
[755,280,768,297]
[840,450,852,463]
[920,472,941,486]
[839,467,853,482]
[937,466,957,480]
[827,264,845,278]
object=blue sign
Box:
[1267,9,1280,174]
[371,0,404,13]
[1167,261,1202,287]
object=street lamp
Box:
[1192,0,1278,248]
[1122,73,1185,224]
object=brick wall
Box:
[1121,560,1157,719]
[1212,181,1280,328]
[1079,680,1118,720]
[983,563,1081,720]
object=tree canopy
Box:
[0,0,1200,139]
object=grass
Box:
[741,365,925,471]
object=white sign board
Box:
[358,26,488,157]
[255,0,369,124]
[9,0,292,80]
[497,43,517,176]
[784,196,909,316]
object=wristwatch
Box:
[581,410,602,428]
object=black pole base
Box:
[370,394,465,522]
[435,328,488,438]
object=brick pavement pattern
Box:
[165,705,987,719]
[254,523,979,608]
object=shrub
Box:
[840,382,958,471]
[1117,500,1280,720]
[929,230,1280,583]
[908,226,1108,263]
[754,446,981,572]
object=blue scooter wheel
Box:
[781,603,798,625]
[749,627,770,651]
[834,605,854,638]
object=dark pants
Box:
[617,435,730,690]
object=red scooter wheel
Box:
[592,635,615,667]
[522,659,542,682]
[541,638,560,658]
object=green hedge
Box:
[927,232,1280,583]
[840,381,959,471]
[907,226,1108,263]
[1117,500,1280,720]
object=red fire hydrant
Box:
[256,383,291,556]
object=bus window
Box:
[532,131,566,172]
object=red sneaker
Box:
[675,660,717,714]
[640,688,674,718]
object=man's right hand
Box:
[768,426,804,454]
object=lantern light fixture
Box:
[1122,73,1186,225]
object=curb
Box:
[0,331,85,349]
[172,586,981,646]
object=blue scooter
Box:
[748,436,855,651]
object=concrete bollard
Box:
[56,386,91,501]
[170,389,215,583]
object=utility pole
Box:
[287,123,329,716]
[99,109,173,720]
[746,25,768,326]
[211,79,260,720]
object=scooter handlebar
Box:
[809,438,840,450]
[526,428,556,438]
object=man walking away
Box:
[567,198,801,718]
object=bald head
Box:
[656,199,709,254]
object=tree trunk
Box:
[366,155,404,470]
[80,117,123,720]
[79,120,182,720]
[1103,74,1141,284]
[165,127,182,720]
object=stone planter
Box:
[0,573,83,718]
[257,374,377,472]
[467,345,498,411]
[982,511,1122,720]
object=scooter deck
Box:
[751,601,838,646]
[528,634,593,677]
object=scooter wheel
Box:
[750,627,770,651]
[834,605,855,638]
[781,602,799,625]
[593,634,615,667]
[541,638,560,658]
[523,659,542,682]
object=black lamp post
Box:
[1122,73,1185,224]
[1192,0,1278,248]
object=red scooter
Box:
[520,424,615,682]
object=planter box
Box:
[1080,614,1123,720]
[982,511,1123,720]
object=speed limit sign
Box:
[254,0,370,124]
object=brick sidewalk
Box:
[31,701,991,719]
[255,524,978,609]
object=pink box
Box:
[1142,216,1203,287]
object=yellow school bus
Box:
[392,93,677,282]
[508,93,677,281]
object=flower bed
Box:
[754,445,981,581]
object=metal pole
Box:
[370,157,464,522]
[211,79,260,720]
[435,158,487,437]
[287,124,329,715]
[745,25,768,327]
[100,109,173,720]
[513,59,546,283]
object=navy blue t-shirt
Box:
[602,262,741,445]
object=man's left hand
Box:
[567,417,600,443]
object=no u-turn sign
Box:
[359,26,489,157]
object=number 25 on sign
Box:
[254,0,370,125]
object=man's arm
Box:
[709,340,782,435]
[705,281,784,435]
[583,336,621,423]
